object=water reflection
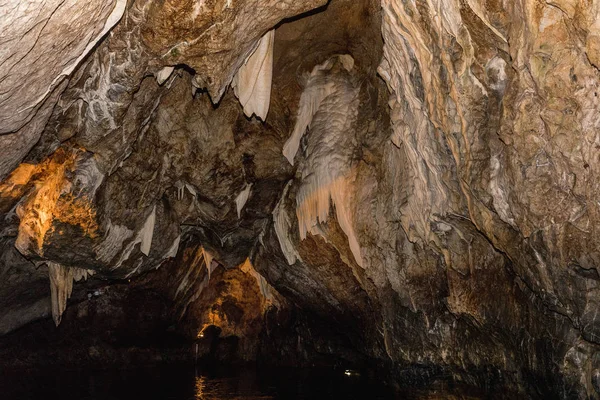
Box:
[0,363,499,400]
[195,375,274,400]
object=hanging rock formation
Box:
[2,0,600,398]
[232,30,275,121]
[48,262,94,326]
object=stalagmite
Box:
[232,30,275,121]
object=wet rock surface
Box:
[2,0,600,398]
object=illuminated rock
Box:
[3,0,600,396]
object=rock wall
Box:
[2,0,600,398]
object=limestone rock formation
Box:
[0,0,125,178]
[3,0,600,398]
[48,262,94,326]
[232,30,275,120]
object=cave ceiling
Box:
[3,0,600,397]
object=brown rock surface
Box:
[3,0,600,398]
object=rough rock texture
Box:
[0,235,363,370]
[373,0,600,396]
[0,0,325,327]
[0,0,325,180]
[3,0,600,398]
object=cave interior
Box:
[2,0,600,398]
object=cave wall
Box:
[2,0,600,398]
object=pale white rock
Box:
[0,0,125,134]
[0,80,68,180]
[185,184,197,198]
[240,259,278,306]
[48,262,94,326]
[282,55,354,165]
[202,247,216,280]
[539,6,562,33]
[164,235,181,259]
[273,181,302,265]
[291,55,364,267]
[175,247,212,314]
[486,56,508,93]
[71,156,105,197]
[48,263,73,327]
[140,206,156,256]
[489,154,516,227]
[232,30,275,121]
[156,66,175,85]
[175,265,198,299]
[175,182,185,201]
[108,205,157,269]
[94,221,134,264]
[378,0,454,242]
[174,181,198,201]
[464,0,507,42]
[235,184,253,219]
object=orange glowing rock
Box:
[0,163,37,196]
[12,148,99,256]
[52,193,99,239]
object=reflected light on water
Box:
[0,364,494,400]
[195,376,205,399]
[194,375,274,400]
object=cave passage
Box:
[2,0,600,399]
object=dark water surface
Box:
[0,363,485,399]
